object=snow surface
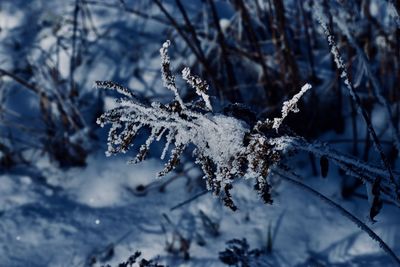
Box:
[1,146,400,266]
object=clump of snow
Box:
[219,18,231,32]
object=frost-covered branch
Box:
[270,135,400,204]
[316,14,400,202]
[182,67,212,111]
[330,11,400,155]
[272,83,312,131]
[160,40,185,109]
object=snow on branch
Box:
[272,83,311,131]
[315,11,400,205]
[94,80,135,98]
[160,40,185,109]
[182,67,212,111]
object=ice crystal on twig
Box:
[94,80,135,98]
[160,40,185,109]
[272,83,311,131]
[182,67,212,111]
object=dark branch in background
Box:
[332,12,400,154]
[153,0,226,101]
[271,0,299,90]
[173,0,225,98]
[116,0,167,24]
[170,189,208,211]
[206,0,241,102]
[0,68,40,94]
[70,0,80,98]
[232,0,271,97]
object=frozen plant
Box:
[96,40,311,210]
[271,83,312,132]
[97,40,399,212]
[97,40,400,264]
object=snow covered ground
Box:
[1,146,399,266]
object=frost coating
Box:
[159,40,185,109]
[272,83,312,131]
[182,67,212,111]
[316,13,400,202]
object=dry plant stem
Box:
[154,0,202,60]
[335,17,400,154]
[0,68,82,130]
[297,1,315,78]
[170,189,208,211]
[388,0,400,27]
[174,0,205,60]
[84,0,168,24]
[350,99,359,156]
[252,0,270,36]
[70,0,80,97]
[0,68,40,94]
[80,2,100,37]
[233,0,271,90]
[272,0,299,89]
[318,19,400,199]
[173,0,223,95]
[278,136,399,202]
[206,0,241,102]
[326,6,397,144]
[273,167,400,265]
[154,0,223,97]
[286,136,396,178]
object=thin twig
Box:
[273,167,400,265]
[0,68,40,94]
[206,0,241,101]
[70,0,80,97]
[154,0,226,99]
[317,17,400,200]
[170,190,208,211]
